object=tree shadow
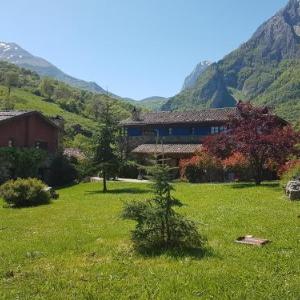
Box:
[2,201,52,209]
[54,182,79,190]
[137,245,214,260]
[85,187,151,195]
[230,182,280,189]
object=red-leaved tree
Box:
[204,101,299,185]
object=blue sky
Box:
[1,0,287,99]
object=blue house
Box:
[120,107,239,164]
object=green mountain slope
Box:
[0,42,106,94]
[0,86,97,132]
[163,0,300,123]
[0,61,133,143]
[253,60,300,122]
[139,96,168,110]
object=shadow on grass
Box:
[230,182,280,189]
[85,187,150,195]
[137,245,214,260]
[54,182,80,190]
[2,201,52,209]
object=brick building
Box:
[0,111,61,153]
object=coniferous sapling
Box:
[122,158,204,252]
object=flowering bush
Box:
[222,152,252,181]
[179,151,223,183]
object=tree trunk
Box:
[255,177,262,185]
[254,162,262,185]
[103,169,107,193]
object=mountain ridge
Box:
[162,0,300,123]
[0,41,107,94]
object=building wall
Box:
[122,123,226,153]
[120,135,205,153]
[0,114,59,152]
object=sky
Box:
[0,0,288,99]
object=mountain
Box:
[139,96,168,110]
[122,96,168,111]
[0,42,106,94]
[0,61,133,146]
[181,60,212,91]
[162,0,300,123]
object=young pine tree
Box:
[122,158,204,252]
[94,101,120,193]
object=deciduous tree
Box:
[4,71,18,97]
[40,77,55,100]
[205,101,299,185]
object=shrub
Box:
[280,159,300,187]
[0,155,11,184]
[222,152,252,181]
[75,158,95,181]
[119,160,140,179]
[180,151,224,183]
[46,154,78,187]
[0,178,50,207]
[0,148,47,182]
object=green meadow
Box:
[0,182,299,299]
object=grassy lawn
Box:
[0,182,299,299]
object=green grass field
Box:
[0,182,299,299]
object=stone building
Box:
[120,107,239,165]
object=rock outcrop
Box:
[286,180,300,200]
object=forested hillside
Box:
[0,61,133,145]
[0,42,107,94]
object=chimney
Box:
[51,115,65,131]
[132,107,141,121]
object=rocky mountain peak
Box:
[163,0,300,118]
[247,0,300,61]
[181,60,212,91]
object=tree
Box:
[94,101,120,192]
[4,71,18,97]
[204,101,299,185]
[40,77,55,100]
[122,158,204,252]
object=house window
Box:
[127,128,142,137]
[8,139,14,147]
[35,141,48,150]
[211,126,219,134]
